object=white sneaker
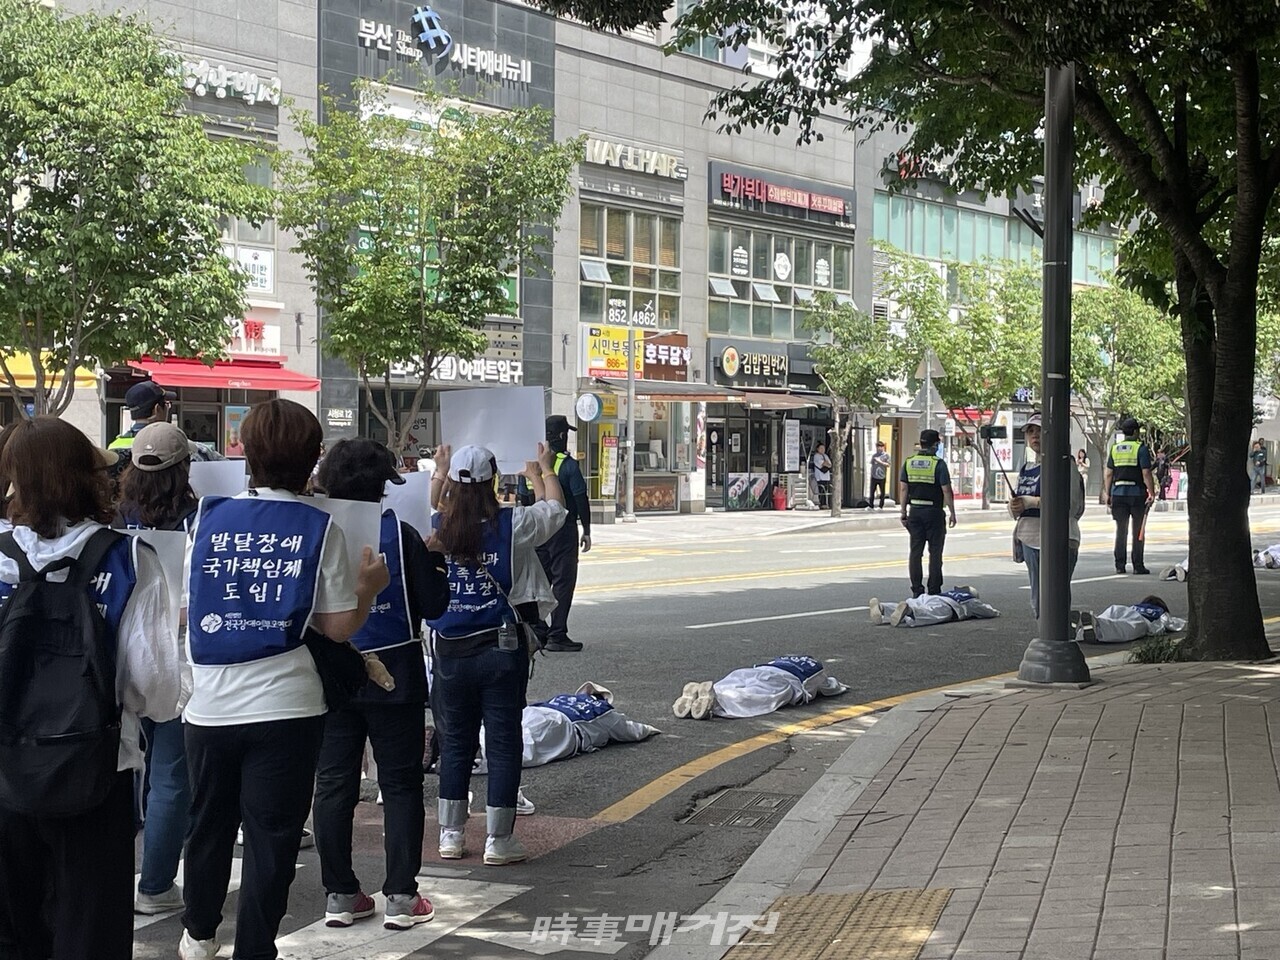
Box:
[868,599,883,625]
[516,787,535,816]
[439,827,466,859]
[889,601,911,627]
[178,930,220,960]
[672,681,698,718]
[135,883,183,915]
[484,833,528,865]
[690,681,716,720]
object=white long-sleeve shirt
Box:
[0,521,182,772]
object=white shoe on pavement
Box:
[439,827,466,859]
[135,883,183,915]
[889,601,911,627]
[178,930,220,960]
[868,599,883,625]
[516,787,535,816]
[484,833,529,865]
[672,681,698,718]
[690,681,716,720]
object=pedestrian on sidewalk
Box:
[311,440,450,930]
[0,418,182,960]
[531,415,591,652]
[810,442,832,509]
[179,400,390,960]
[1103,418,1155,574]
[1250,440,1268,494]
[898,429,957,597]
[427,443,564,866]
[1009,413,1085,619]
[112,422,200,918]
[869,440,890,509]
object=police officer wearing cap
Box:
[110,379,224,461]
[898,429,957,597]
[1104,417,1156,574]
[533,414,592,652]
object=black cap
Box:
[546,414,576,439]
[1119,417,1140,435]
[318,438,405,496]
[125,380,176,416]
[920,429,941,447]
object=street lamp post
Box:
[1017,61,1091,685]
[622,323,637,523]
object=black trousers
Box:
[183,716,323,960]
[536,522,580,643]
[1111,495,1148,568]
[314,701,425,897]
[0,770,135,960]
[870,476,887,508]
[906,507,947,597]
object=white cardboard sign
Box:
[310,496,384,576]
[384,470,432,539]
[125,529,187,638]
[189,460,249,499]
[438,386,544,474]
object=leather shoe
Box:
[1115,565,1126,574]
[1133,566,1151,575]
[544,640,584,652]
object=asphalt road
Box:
[131,503,1280,960]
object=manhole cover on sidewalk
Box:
[726,888,953,960]
[684,790,800,827]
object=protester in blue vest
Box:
[0,418,182,960]
[1009,413,1086,619]
[112,421,200,918]
[311,439,449,931]
[179,400,390,960]
[427,442,565,865]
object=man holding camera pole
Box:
[899,429,958,597]
[1104,417,1156,575]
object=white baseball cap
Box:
[448,445,497,484]
[1024,413,1042,429]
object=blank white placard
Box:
[189,461,248,499]
[310,496,384,577]
[384,470,432,539]
[438,386,545,474]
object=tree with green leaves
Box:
[804,292,906,516]
[279,83,581,453]
[1070,285,1185,468]
[539,0,1280,660]
[0,0,271,417]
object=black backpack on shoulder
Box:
[0,528,125,817]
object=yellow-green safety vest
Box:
[904,454,944,507]
[1109,440,1144,489]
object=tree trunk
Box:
[1176,251,1270,660]
[828,409,844,519]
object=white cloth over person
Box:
[873,589,1000,627]
[1094,601,1187,643]
[712,655,849,719]
[474,692,659,769]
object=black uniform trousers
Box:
[906,505,947,597]
[536,521,580,644]
[1111,494,1148,569]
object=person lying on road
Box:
[1094,594,1187,643]
[867,587,1000,628]
[673,655,849,721]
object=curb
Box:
[643,651,1135,960]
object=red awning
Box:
[131,358,320,393]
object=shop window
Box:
[219,156,275,295]
[752,231,771,280]
[752,281,780,303]
[633,215,657,265]
[709,299,731,333]
[659,270,680,292]
[957,209,976,261]
[833,245,852,291]
[580,259,611,283]
[659,294,680,328]
[941,206,959,259]
[606,209,629,260]
[729,228,751,277]
[794,239,813,285]
[772,306,793,340]
[580,204,604,257]
[709,225,729,275]
[772,235,792,282]
[888,194,908,249]
[752,304,772,337]
[730,302,751,335]
[793,286,816,306]
[607,263,630,285]
[633,265,657,290]
[813,243,833,288]
[873,192,889,241]
[580,284,605,323]
[660,218,680,268]
[709,277,737,298]
[923,204,942,261]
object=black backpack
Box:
[0,528,124,817]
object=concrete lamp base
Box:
[1017,638,1093,686]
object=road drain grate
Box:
[684,789,801,827]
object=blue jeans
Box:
[432,642,528,810]
[1023,544,1079,621]
[139,718,190,896]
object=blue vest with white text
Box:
[0,535,138,640]
[1015,464,1042,517]
[350,510,413,653]
[536,693,614,722]
[187,496,329,666]
[426,510,516,639]
[1133,602,1166,622]
[941,589,976,604]
[758,655,823,681]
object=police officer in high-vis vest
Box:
[312,439,450,930]
[898,429,957,597]
[534,415,591,652]
[1104,417,1156,574]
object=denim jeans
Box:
[432,642,528,810]
[139,717,190,896]
[1023,544,1080,622]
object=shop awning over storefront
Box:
[739,390,830,410]
[592,378,745,403]
[0,352,97,390]
[131,358,321,392]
